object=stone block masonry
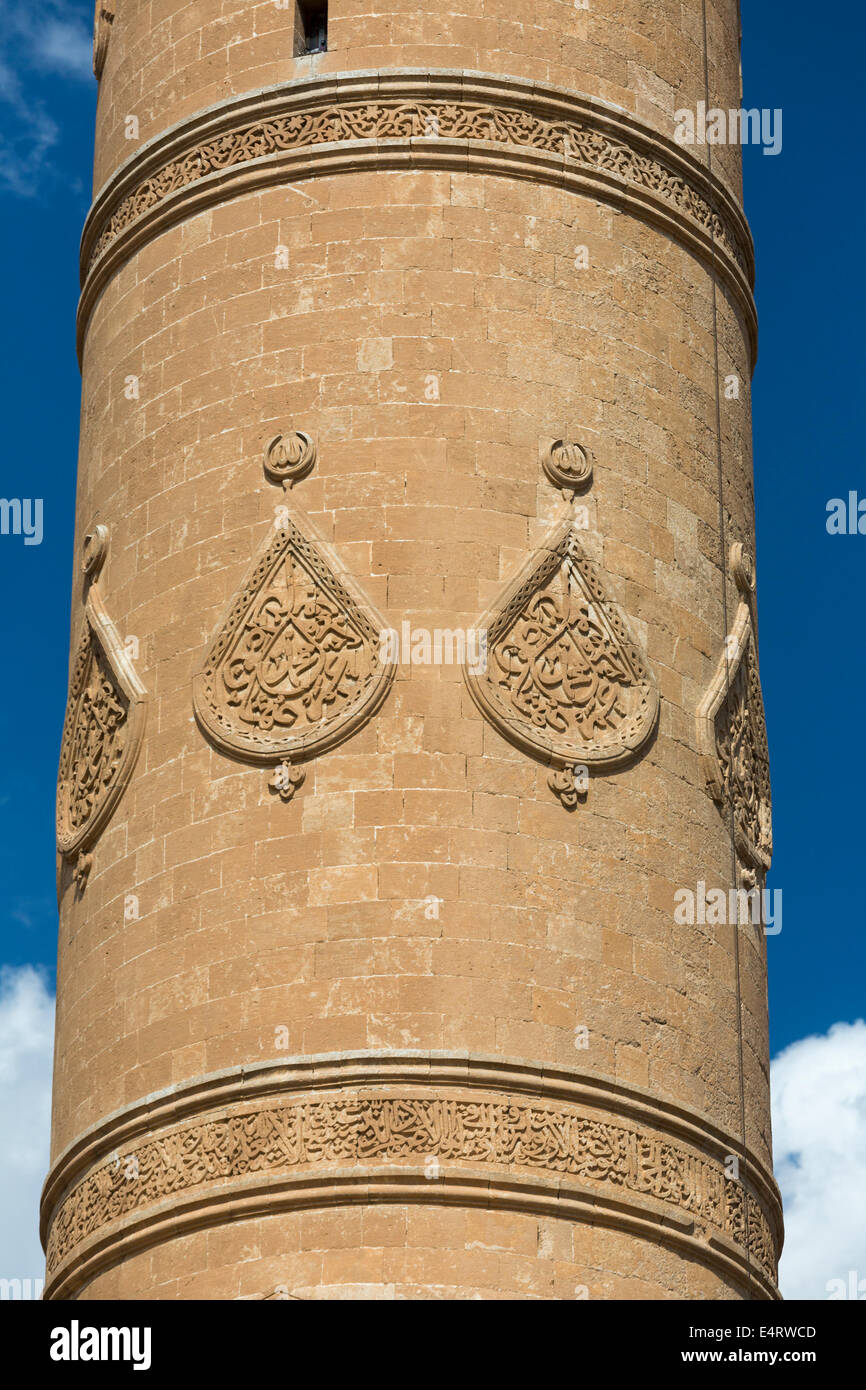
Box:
[47,0,780,1301]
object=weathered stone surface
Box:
[47,0,778,1300]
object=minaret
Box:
[44,0,781,1299]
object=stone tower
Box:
[44,0,781,1299]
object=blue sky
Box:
[0,0,863,1299]
[0,0,93,971]
[745,6,866,1052]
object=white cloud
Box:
[772,1020,866,1300]
[0,0,91,196]
[0,965,54,1289]
[0,111,59,196]
[30,18,93,83]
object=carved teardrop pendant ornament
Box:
[57,526,148,891]
[464,451,658,807]
[193,433,396,796]
[697,544,773,876]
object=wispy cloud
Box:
[0,964,54,1286]
[30,18,93,82]
[772,1019,866,1299]
[0,108,60,198]
[7,895,55,930]
[0,0,92,197]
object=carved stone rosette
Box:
[698,547,773,876]
[193,464,396,791]
[56,528,147,890]
[464,511,658,807]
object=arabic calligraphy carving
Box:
[698,546,772,875]
[56,526,147,891]
[43,1090,778,1284]
[542,439,593,495]
[193,439,396,786]
[264,430,317,488]
[465,508,658,806]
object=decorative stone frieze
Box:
[41,1055,782,1299]
[76,72,756,361]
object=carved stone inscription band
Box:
[42,1055,781,1299]
[77,72,756,360]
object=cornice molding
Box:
[77,70,757,364]
[41,1051,782,1300]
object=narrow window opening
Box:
[296,1,328,55]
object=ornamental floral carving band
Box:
[83,81,751,288]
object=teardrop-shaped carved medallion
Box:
[464,514,658,803]
[697,550,772,875]
[193,501,396,776]
[57,533,147,888]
